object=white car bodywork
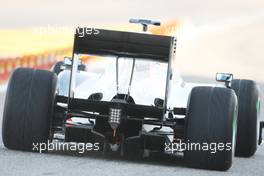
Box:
[56,57,226,134]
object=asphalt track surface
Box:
[0,77,263,176]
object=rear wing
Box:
[69,27,177,120]
[73,28,173,62]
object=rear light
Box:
[109,108,121,129]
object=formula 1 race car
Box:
[2,19,263,171]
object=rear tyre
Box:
[185,87,237,171]
[2,68,57,151]
[231,79,260,157]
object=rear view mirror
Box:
[216,73,233,88]
[63,57,72,66]
[63,57,83,67]
[216,73,233,82]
